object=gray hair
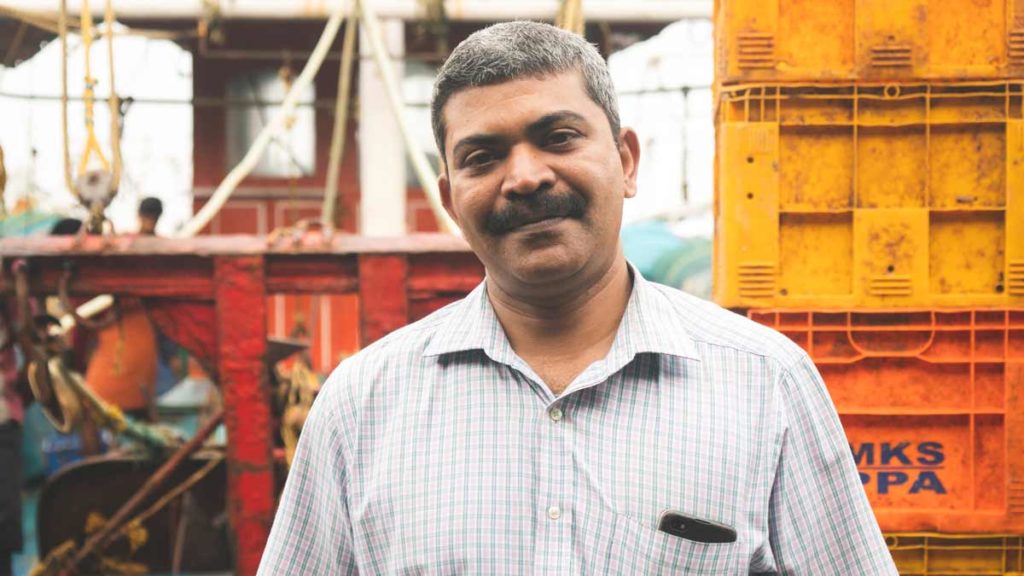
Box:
[430,21,621,163]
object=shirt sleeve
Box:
[766,354,897,575]
[257,389,358,575]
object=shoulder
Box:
[313,297,463,409]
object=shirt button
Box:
[547,506,561,520]
[548,407,564,422]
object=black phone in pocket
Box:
[658,510,737,544]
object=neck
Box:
[487,256,633,362]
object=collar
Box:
[423,261,701,364]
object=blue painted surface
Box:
[621,222,712,299]
[12,489,37,576]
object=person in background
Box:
[134,196,186,396]
[0,312,25,576]
[137,197,162,236]
[83,200,163,421]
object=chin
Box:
[507,251,586,286]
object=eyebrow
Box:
[451,110,588,162]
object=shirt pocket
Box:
[577,505,739,575]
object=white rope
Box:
[56,0,465,332]
[321,6,359,230]
[58,0,347,331]
[176,0,349,238]
[357,0,458,235]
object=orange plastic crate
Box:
[715,82,1024,309]
[886,533,1024,575]
[715,0,1024,84]
[750,308,1024,533]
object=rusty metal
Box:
[215,256,272,576]
[0,233,484,574]
[60,409,225,575]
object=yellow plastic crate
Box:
[887,533,1024,575]
[714,82,1024,309]
[715,0,1024,84]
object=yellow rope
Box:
[60,0,122,197]
[556,0,586,36]
[59,0,74,193]
[106,0,122,190]
[76,0,111,177]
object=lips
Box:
[511,212,567,229]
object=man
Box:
[138,196,163,236]
[259,22,896,574]
[0,313,24,576]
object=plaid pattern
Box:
[259,266,896,575]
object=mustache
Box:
[485,190,587,234]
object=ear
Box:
[618,128,640,199]
[439,172,458,225]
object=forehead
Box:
[442,72,601,149]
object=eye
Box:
[463,150,495,167]
[546,130,579,147]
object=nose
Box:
[500,144,555,197]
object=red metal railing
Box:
[0,233,484,575]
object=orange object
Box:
[886,533,1024,574]
[714,82,1024,308]
[751,308,1024,533]
[85,301,158,413]
[714,0,1024,84]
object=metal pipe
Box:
[5,0,712,22]
[0,85,709,108]
[59,409,225,576]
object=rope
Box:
[76,0,112,177]
[119,456,223,533]
[59,0,74,193]
[556,0,586,35]
[0,4,195,40]
[176,0,349,238]
[58,0,122,195]
[105,0,122,191]
[321,5,359,231]
[0,4,70,35]
[357,0,458,234]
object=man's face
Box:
[439,72,639,291]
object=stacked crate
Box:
[712,0,1024,572]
